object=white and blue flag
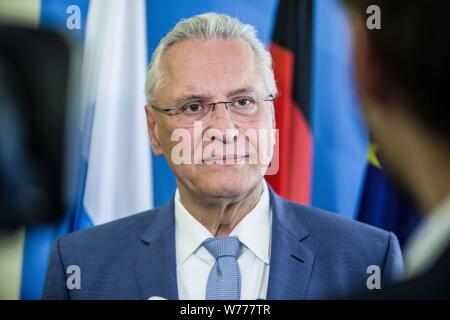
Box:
[78,0,152,228]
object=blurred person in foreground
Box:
[43,13,402,300]
[0,24,74,299]
[343,1,450,298]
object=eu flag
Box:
[357,143,422,247]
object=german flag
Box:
[265,0,313,204]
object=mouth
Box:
[202,154,250,164]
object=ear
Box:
[145,105,164,156]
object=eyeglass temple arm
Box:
[264,94,276,102]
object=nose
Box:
[204,102,239,143]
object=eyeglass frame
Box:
[150,93,276,118]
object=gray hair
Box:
[145,13,277,103]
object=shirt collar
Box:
[404,194,450,278]
[230,181,271,264]
[175,190,214,266]
[174,181,272,266]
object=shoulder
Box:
[282,199,403,282]
[278,198,396,253]
[57,205,169,254]
[286,199,389,235]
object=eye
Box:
[232,97,255,108]
[182,102,204,114]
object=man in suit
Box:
[43,13,402,300]
[343,1,450,298]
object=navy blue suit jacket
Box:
[42,189,403,299]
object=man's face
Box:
[146,38,275,198]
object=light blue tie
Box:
[203,236,242,300]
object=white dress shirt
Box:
[404,194,450,278]
[175,181,272,300]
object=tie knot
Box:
[203,236,242,260]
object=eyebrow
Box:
[172,94,212,103]
[172,87,258,103]
[226,87,258,97]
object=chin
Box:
[197,166,261,198]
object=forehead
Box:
[160,38,264,100]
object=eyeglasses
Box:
[151,94,275,125]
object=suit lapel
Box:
[134,200,179,300]
[267,189,315,300]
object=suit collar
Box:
[266,187,315,300]
[404,194,450,278]
[140,198,175,244]
[267,186,310,241]
[135,198,179,300]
